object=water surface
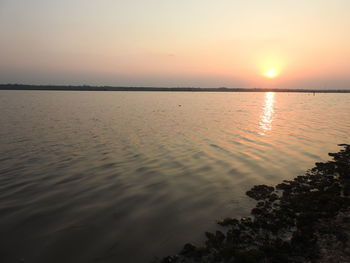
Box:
[0,91,349,263]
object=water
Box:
[0,90,349,263]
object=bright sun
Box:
[264,68,279,79]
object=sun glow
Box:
[257,53,285,80]
[264,68,279,79]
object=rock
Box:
[246,185,274,200]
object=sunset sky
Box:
[1,0,350,89]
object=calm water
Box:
[0,91,349,263]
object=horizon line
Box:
[1,84,350,93]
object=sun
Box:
[257,53,285,79]
[264,68,279,79]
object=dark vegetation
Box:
[1,84,350,93]
[155,144,350,263]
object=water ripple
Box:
[0,91,349,263]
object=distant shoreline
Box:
[1,84,350,93]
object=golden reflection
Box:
[259,92,275,135]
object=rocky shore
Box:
[154,144,350,263]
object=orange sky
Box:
[1,0,350,89]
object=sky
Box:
[1,0,350,89]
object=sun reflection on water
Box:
[259,92,275,135]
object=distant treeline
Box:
[1,84,350,93]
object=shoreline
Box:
[155,144,350,263]
[1,84,350,93]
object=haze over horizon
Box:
[1,0,350,89]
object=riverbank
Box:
[155,144,350,263]
[1,84,350,93]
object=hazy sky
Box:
[1,0,350,88]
